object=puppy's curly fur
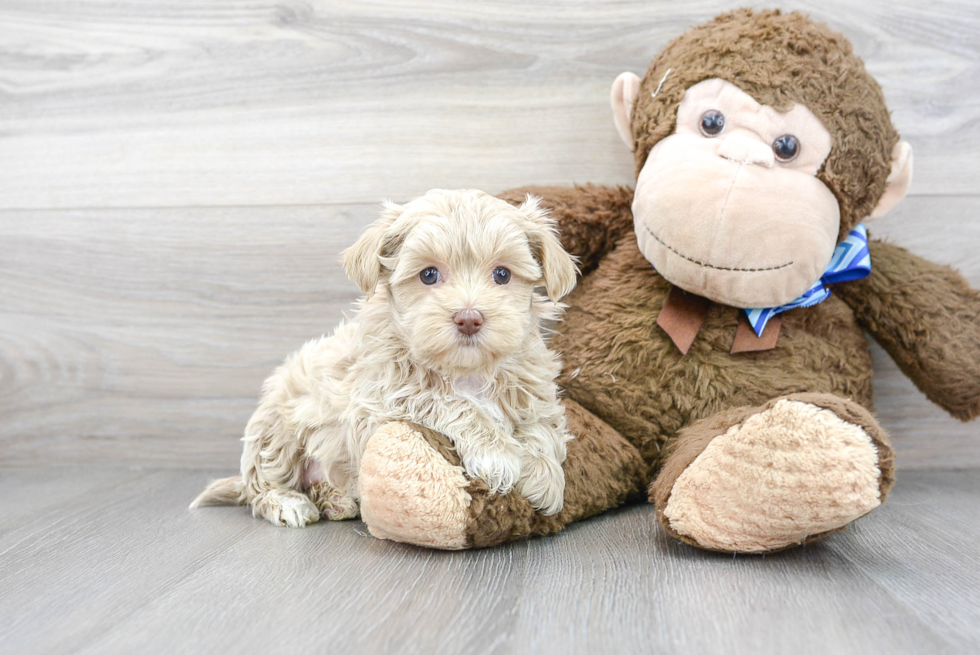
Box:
[192,189,579,526]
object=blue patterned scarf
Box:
[744,223,871,336]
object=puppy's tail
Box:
[190,476,246,509]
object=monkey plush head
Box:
[611,9,914,308]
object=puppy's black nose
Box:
[454,309,484,336]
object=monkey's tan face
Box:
[632,78,840,308]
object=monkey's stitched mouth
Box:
[643,224,793,272]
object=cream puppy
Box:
[192,189,578,527]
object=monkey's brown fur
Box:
[531,187,877,472]
[406,400,648,548]
[481,11,978,549]
[358,10,980,551]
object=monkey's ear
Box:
[519,195,579,301]
[342,201,404,294]
[611,72,642,151]
[870,141,914,220]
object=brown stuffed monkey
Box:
[356,9,980,553]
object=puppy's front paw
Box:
[517,452,565,516]
[279,495,321,527]
[307,482,360,521]
[254,489,320,528]
[461,443,522,495]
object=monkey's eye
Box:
[492,267,511,285]
[419,267,441,285]
[699,110,725,137]
[773,134,800,162]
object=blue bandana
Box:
[743,223,871,336]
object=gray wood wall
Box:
[2,0,979,469]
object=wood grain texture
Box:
[0,469,259,655]
[0,0,978,209]
[825,472,980,653]
[1,1,979,468]
[1,467,977,655]
[0,204,368,467]
[2,196,979,469]
[3,5,978,653]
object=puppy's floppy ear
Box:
[519,194,579,301]
[342,201,404,294]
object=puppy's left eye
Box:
[419,267,441,285]
[492,267,511,285]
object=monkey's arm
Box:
[834,239,980,421]
[498,184,635,276]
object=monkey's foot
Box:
[651,393,896,553]
[359,422,473,549]
[359,401,647,550]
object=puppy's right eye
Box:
[492,267,511,285]
[419,267,441,285]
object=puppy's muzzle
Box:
[454,309,484,336]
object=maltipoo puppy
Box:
[192,189,578,527]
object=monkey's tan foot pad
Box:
[359,422,473,550]
[358,420,573,550]
[650,393,896,553]
[360,401,649,550]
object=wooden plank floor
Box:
[2,3,979,654]
[1,467,977,655]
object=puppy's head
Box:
[343,189,578,374]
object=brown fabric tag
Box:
[730,313,782,353]
[657,286,711,355]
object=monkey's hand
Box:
[835,239,980,421]
[498,184,635,276]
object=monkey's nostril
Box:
[454,309,484,336]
